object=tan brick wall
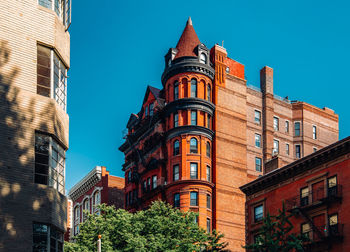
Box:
[0,0,70,251]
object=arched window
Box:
[174,81,179,100]
[74,206,80,235]
[173,140,180,156]
[200,53,207,64]
[206,142,211,158]
[191,79,197,98]
[83,199,89,220]
[174,112,178,127]
[190,138,198,153]
[207,84,211,101]
[93,190,100,213]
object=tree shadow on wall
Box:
[0,40,67,251]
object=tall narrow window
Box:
[329,214,339,235]
[313,125,317,139]
[39,0,71,28]
[313,147,317,153]
[286,143,290,155]
[191,79,197,97]
[255,157,262,172]
[206,165,211,182]
[285,121,289,133]
[294,122,301,136]
[152,175,157,189]
[207,194,211,209]
[206,142,211,158]
[300,187,309,206]
[37,45,51,97]
[174,81,179,100]
[273,117,279,131]
[191,110,197,125]
[173,140,180,156]
[53,53,67,111]
[254,110,261,125]
[295,145,301,158]
[190,138,198,153]
[83,199,89,218]
[255,134,261,148]
[93,191,100,213]
[301,223,311,239]
[190,192,198,206]
[35,133,65,194]
[273,139,279,155]
[149,103,154,116]
[207,85,211,101]
[174,112,179,127]
[173,165,179,181]
[174,193,180,207]
[147,177,151,191]
[142,180,146,193]
[207,218,211,233]
[190,163,198,179]
[327,176,337,197]
[254,205,263,222]
[207,114,211,129]
[200,53,207,64]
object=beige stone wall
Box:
[0,0,70,251]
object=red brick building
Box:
[119,18,339,251]
[240,136,350,251]
[66,166,124,240]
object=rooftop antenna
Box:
[222,40,224,47]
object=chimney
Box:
[260,66,273,95]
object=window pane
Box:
[191,111,197,125]
[152,176,157,189]
[173,165,179,181]
[190,163,198,179]
[191,79,197,97]
[255,134,261,148]
[207,218,211,233]
[285,121,289,132]
[295,122,301,136]
[190,138,198,153]
[174,81,179,100]
[190,192,198,206]
[273,117,279,131]
[206,142,210,157]
[254,205,263,222]
[328,176,337,188]
[207,85,211,101]
[174,193,180,207]
[200,53,207,64]
[207,194,211,209]
[329,214,338,226]
[206,165,211,181]
[38,0,52,10]
[174,113,178,127]
[173,140,180,155]
[254,110,261,124]
[255,157,262,172]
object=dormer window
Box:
[200,53,207,64]
[168,59,172,67]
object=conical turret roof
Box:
[174,17,201,59]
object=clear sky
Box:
[66,0,350,191]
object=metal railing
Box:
[246,84,261,92]
[274,94,291,104]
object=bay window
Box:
[38,0,71,29]
[33,223,63,252]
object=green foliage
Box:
[65,201,228,252]
[244,203,310,252]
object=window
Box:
[190,138,198,153]
[329,214,339,235]
[255,157,262,172]
[313,147,317,153]
[173,140,180,156]
[207,85,211,101]
[33,223,63,252]
[273,117,279,131]
[285,121,289,133]
[300,187,309,206]
[254,110,261,125]
[174,112,179,127]
[143,180,147,192]
[295,145,301,158]
[93,190,100,213]
[147,177,151,191]
[34,133,65,194]
[200,53,207,64]
[301,223,311,239]
[254,205,263,222]
[74,206,80,235]
[207,114,211,129]
[173,165,179,181]
[273,139,279,155]
[190,163,198,179]
[38,0,71,28]
[83,199,89,219]
[190,192,198,206]
[37,45,68,111]
[255,134,261,148]
[286,143,290,155]
[152,175,157,189]
[207,218,211,233]
[149,103,154,116]
[145,106,148,117]
[191,110,197,125]
[294,122,301,136]
[174,193,180,207]
[206,165,211,182]
[127,171,132,183]
[313,125,317,139]
[191,79,197,97]
[206,142,211,158]
[174,81,179,100]
[327,176,337,197]
[207,194,211,209]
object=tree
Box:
[65,201,228,252]
[244,203,310,252]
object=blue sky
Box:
[66,0,350,191]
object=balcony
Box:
[285,185,342,212]
[303,224,344,251]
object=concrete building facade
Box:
[240,136,350,251]
[119,18,338,251]
[67,166,124,240]
[0,0,71,251]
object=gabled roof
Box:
[174,17,201,59]
[142,85,162,105]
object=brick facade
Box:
[119,18,338,251]
[0,0,70,251]
[241,136,350,251]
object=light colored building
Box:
[119,18,339,251]
[0,0,71,251]
[67,166,124,240]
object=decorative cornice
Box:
[165,179,215,189]
[166,125,214,141]
[164,98,215,117]
[69,166,103,201]
[161,57,214,86]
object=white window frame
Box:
[273,116,279,131]
[286,143,290,155]
[312,125,317,139]
[91,187,102,214]
[273,139,279,155]
[255,157,262,172]
[38,0,72,29]
[152,175,157,189]
[254,110,261,125]
[255,133,261,148]
[285,120,289,133]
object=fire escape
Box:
[285,183,343,251]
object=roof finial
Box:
[187,17,192,26]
